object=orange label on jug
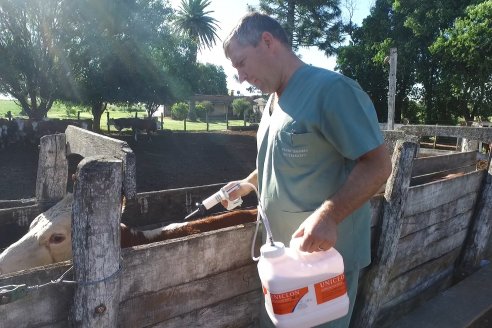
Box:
[269,287,309,315]
[314,273,347,304]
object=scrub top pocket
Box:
[276,131,317,171]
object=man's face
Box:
[227,37,274,93]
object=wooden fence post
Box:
[351,140,418,328]
[107,112,110,132]
[387,48,397,130]
[70,156,123,328]
[455,158,492,278]
[36,134,68,209]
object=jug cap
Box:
[260,241,285,258]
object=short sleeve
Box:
[319,77,383,160]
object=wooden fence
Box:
[0,125,491,327]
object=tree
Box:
[174,0,220,62]
[195,100,214,120]
[61,0,189,131]
[337,0,416,123]
[194,63,228,95]
[393,0,477,124]
[256,0,344,56]
[430,1,492,122]
[232,98,252,118]
[337,0,480,124]
[170,102,189,120]
[0,0,68,119]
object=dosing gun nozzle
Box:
[184,183,243,221]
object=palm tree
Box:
[175,0,220,63]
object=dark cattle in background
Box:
[0,118,9,148]
[109,117,158,141]
[0,118,92,147]
[109,118,134,131]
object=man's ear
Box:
[261,31,275,49]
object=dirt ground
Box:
[0,130,257,200]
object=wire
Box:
[238,181,276,261]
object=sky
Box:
[169,0,374,95]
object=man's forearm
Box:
[243,169,258,189]
[318,145,391,224]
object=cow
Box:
[0,118,9,148]
[0,118,92,147]
[109,118,134,132]
[109,117,158,141]
[0,193,257,275]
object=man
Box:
[222,12,392,328]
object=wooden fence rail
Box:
[0,124,491,327]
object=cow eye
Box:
[49,233,66,244]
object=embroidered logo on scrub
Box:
[281,146,308,158]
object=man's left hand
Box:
[291,209,338,253]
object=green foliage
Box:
[0,0,67,119]
[430,1,492,121]
[195,103,206,120]
[194,63,228,95]
[0,0,198,130]
[175,0,220,62]
[232,98,252,118]
[337,0,488,124]
[392,0,477,124]
[201,101,215,114]
[256,0,344,56]
[194,100,215,120]
[171,102,189,120]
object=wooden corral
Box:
[0,124,491,328]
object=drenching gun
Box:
[184,183,243,220]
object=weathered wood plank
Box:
[411,164,476,186]
[0,262,73,327]
[35,134,68,208]
[405,171,484,216]
[456,158,492,277]
[411,151,477,177]
[351,140,418,328]
[376,267,454,328]
[384,248,461,303]
[392,227,469,278]
[399,125,492,143]
[400,192,478,238]
[71,156,123,327]
[150,290,261,328]
[0,204,41,227]
[0,198,36,210]
[120,222,259,299]
[65,125,136,199]
[118,264,260,327]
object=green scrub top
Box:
[256,65,383,270]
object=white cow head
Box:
[0,193,73,275]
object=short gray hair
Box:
[223,12,290,58]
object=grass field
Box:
[0,99,252,132]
